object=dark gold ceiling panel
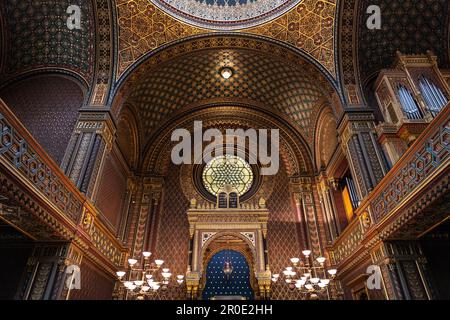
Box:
[116,0,336,78]
[123,48,329,146]
[0,0,95,81]
[357,0,449,84]
[149,0,303,30]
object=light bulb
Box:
[273,274,280,279]
[128,258,138,266]
[310,278,320,284]
[177,275,184,280]
[316,257,326,264]
[285,267,293,272]
[142,286,150,292]
[162,268,170,273]
[134,280,144,286]
[220,67,233,79]
[321,279,330,285]
[302,250,312,257]
[305,284,314,290]
[155,259,164,266]
[116,271,126,278]
[124,281,133,288]
[143,251,152,258]
[290,258,300,264]
[328,269,337,276]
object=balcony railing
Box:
[331,104,449,266]
[0,98,126,271]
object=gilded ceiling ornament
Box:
[116,0,336,78]
[149,0,303,30]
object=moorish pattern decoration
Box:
[123,48,329,145]
[1,0,95,82]
[202,155,254,197]
[150,0,303,30]
[116,0,336,77]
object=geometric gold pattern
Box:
[116,0,336,77]
[126,49,327,144]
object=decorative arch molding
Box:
[0,0,96,85]
[0,73,87,165]
[139,102,316,178]
[201,232,257,276]
[200,232,258,297]
[116,105,140,170]
[313,104,339,171]
[110,33,342,109]
[86,0,117,107]
[0,69,89,96]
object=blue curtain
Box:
[202,250,254,300]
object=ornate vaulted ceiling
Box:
[120,47,332,147]
[116,0,337,78]
[0,0,95,83]
[150,0,304,30]
[357,0,449,85]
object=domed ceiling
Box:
[149,0,303,30]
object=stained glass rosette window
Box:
[202,155,254,196]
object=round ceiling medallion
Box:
[149,0,303,30]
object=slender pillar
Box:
[338,112,388,199]
[61,111,115,200]
[371,241,434,300]
[290,177,323,257]
[16,243,83,300]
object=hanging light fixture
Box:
[220,67,233,79]
[222,251,234,279]
[272,248,338,299]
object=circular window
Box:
[149,0,303,30]
[202,155,254,197]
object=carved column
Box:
[371,241,434,300]
[317,173,340,243]
[290,177,323,257]
[61,112,115,199]
[128,177,163,258]
[338,112,388,199]
[16,243,83,300]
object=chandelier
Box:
[116,251,184,300]
[272,249,337,299]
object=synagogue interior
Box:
[0,0,449,300]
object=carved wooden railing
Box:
[0,99,126,273]
[331,104,449,266]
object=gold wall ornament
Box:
[116,0,337,78]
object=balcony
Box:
[330,104,449,271]
[0,99,127,274]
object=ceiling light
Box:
[220,67,233,79]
